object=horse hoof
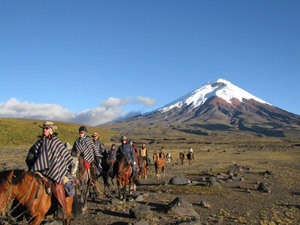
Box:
[82,206,87,214]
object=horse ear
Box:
[7,170,14,183]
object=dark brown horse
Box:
[179,152,185,165]
[153,152,166,179]
[0,170,75,225]
[101,150,118,196]
[187,152,194,165]
[116,154,134,199]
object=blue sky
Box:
[0,0,299,126]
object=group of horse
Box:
[0,148,193,225]
[179,151,194,165]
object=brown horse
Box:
[187,152,194,165]
[116,154,134,199]
[153,152,166,179]
[179,152,185,165]
[137,155,148,180]
[0,170,74,225]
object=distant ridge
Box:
[105,79,300,138]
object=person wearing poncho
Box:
[26,121,74,215]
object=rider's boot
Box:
[52,183,68,219]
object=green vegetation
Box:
[0,118,119,146]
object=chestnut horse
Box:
[153,152,165,179]
[187,152,194,165]
[0,170,74,225]
[116,154,134,199]
[137,155,148,180]
[179,152,185,165]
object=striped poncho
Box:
[72,136,100,164]
[27,136,74,184]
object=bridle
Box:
[0,177,14,217]
[0,171,41,224]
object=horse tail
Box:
[72,192,81,218]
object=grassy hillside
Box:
[0,118,119,146]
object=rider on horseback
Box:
[25,121,75,217]
[117,136,138,183]
[92,132,106,156]
[140,143,150,167]
[108,144,117,162]
[72,126,103,177]
[159,147,165,158]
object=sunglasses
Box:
[43,127,49,130]
[79,131,84,134]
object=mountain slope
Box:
[105,79,300,138]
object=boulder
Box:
[129,204,152,220]
[257,182,271,193]
[167,197,199,217]
[169,176,191,185]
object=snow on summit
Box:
[158,79,270,113]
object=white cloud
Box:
[0,97,156,126]
[136,96,156,106]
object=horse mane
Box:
[0,170,25,185]
[118,154,129,168]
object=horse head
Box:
[0,170,15,216]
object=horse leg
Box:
[81,181,89,213]
[65,196,73,225]
[157,168,160,179]
[163,166,165,177]
[117,179,121,199]
[143,162,147,180]
[29,194,51,225]
[30,214,47,225]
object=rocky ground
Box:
[1,139,300,225]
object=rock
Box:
[44,220,63,225]
[208,177,221,188]
[226,170,235,177]
[134,194,144,202]
[167,197,199,217]
[257,182,271,193]
[129,205,152,220]
[199,201,210,208]
[245,189,251,193]
[176,219,202,225]
[263,170,273,175]
[110,197,123,205]
[129,220,149,225]
[169,176,191,185]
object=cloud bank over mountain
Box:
[0,97,156,126]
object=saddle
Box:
[34,172,68,216]
[34,172,53,196]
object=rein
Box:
[1,172,42,224]
[0,177,14,215]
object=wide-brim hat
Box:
[92,132,100,138]
[121,136,127,141]
[39,121,57,131]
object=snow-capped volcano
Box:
[158,79,269,113]
[106,78,300,138]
